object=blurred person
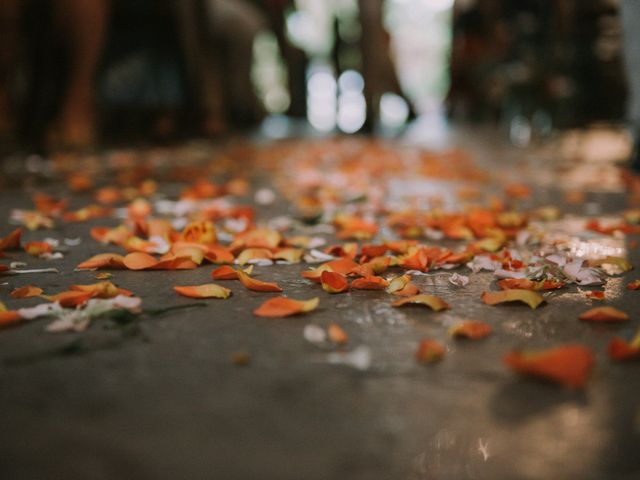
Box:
[179,0,269,134]
[0,0,109,149]
[47,0,110,148]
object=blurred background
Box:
[0,0,628,151]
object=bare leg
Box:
[177,0,228,136]
[49,0,109,147]
[206,0,265,127]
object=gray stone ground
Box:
[0,129,639,480]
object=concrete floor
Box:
[0,128,639,479]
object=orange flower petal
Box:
[46,291,93,307]
[273,248,303,263]
[351,276,389,290]
[415,339,445,363]
[152,256,198,270]
[504,345,595,389]
[204,245,235,264]
[360,244,387,258]
[10,286,44,298]
[212,265,253,280]
[607,331,640,361]
[325,257,360,275]
[76,253,126,270]
[178,220,217,244]
[392,294,450,312]
[497,278,564,291]
[169,247,205,265]
[237,271,283,292]
[578,306,629,323]
[69,281,132,298]
[24,241,52,256]
[328,322,349,345]
[0,310,22,328]
[320,271,349,294]
[253,297,319,318]
[449,320,492,339]
[0,228,22,251]
[584,290,605,300]
[301,265,331,282]
[361,256,391,275]
[393,283,420,297]
[481,289,544,309]
[174,284,231,299]
[626,279,640,290]
[123,252,159,270]
[236,248,273,266]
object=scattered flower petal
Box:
[481,289,544,309]
[174,284,231,299]
[504,344,595,389]
[253,297,319,318]
[578,306,628,323]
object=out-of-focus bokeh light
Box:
[307,66,337,131]
[338,69,364,94]
[252,32,290,114]
[337,91,366,133]
[380,92,409,129]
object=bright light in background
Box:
[252,32,290,114]
[281,0,455,129]
[337,69,366,133]
[338,69,364,93]
[307,66,337,132]
[380,92,409,129]
[338,91,366,133]
[386,0,453,114]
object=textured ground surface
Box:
[0,128,639,480]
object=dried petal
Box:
[69,281,132,298]
[253,297,319,318]
[328,323,348,345]
[237,270,283,292]
[24,241,53,256]
[0,228,22,251]
[449,320,492,339]
[415,339,445,363]
[0,310,22,328]
[578,306,628,323]
[174,284,231,299]
[212,265,253,280]
[392,294,450,312]
[10,286,44,298]
[627,279,640,290]
[325,257,360,275]
[497,278,564,291]
[351,276,389,290]
[504,345,595,389]
[123,252,159,270]
[45,290,94,307]
[273,248,303,263]
[607,330,640,361]
[77,253,126,270]
[481,289,544,309]
[584,290,605,300]
[320,271,349,294]
[236,248,273,266]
